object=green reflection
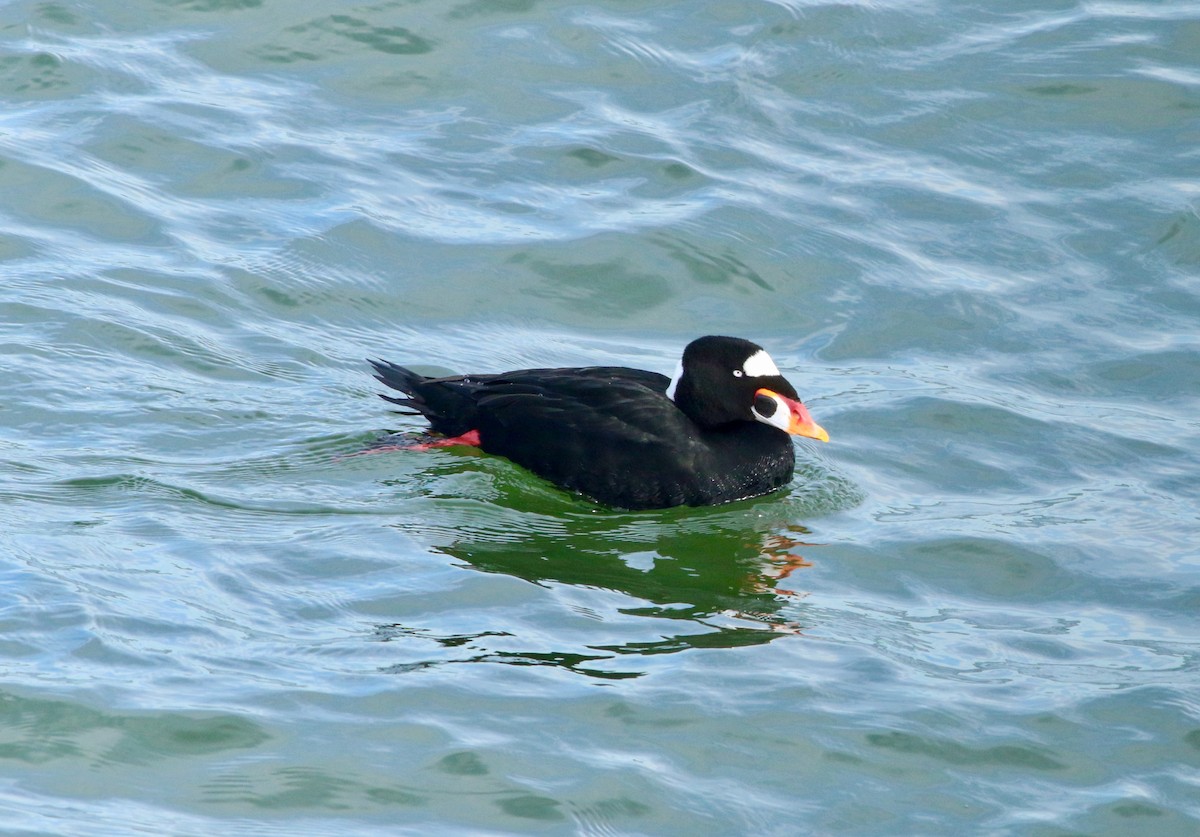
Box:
[376,481,826,678]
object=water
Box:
[2,0,1199,833]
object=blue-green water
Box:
[3,0,1199,833]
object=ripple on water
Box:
[2,0,1200,833]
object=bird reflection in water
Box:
[372,506,821,680]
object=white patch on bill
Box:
[742,349,781,378]
[752,391,791,432]
[665,360,684,401]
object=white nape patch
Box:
[665,360,684,402]
[742,349,781,378]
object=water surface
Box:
[2,0,1199,834]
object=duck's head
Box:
[666,335,828,441]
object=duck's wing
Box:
[471,368,707,507]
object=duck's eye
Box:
[732,369,743,377]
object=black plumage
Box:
[369,336,827,510]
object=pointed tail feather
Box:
[369,359,433,417]
[368,359,480,436]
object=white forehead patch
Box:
[742,349,781,378]
[665,360,684,402]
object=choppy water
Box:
[3,0,1199,834]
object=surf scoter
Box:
[369,335,828,510]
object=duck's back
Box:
[467,368,793,509]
